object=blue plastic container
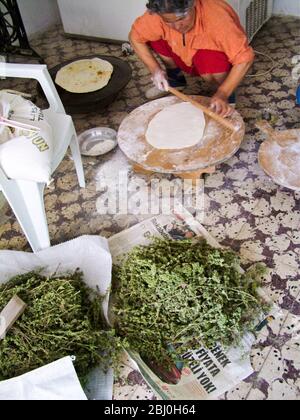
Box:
[297,85,300,106]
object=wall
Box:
[57,0,147,42]
[17,0,61,38]
[273,0,300,16]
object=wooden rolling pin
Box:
[168,86,236,132]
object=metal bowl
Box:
[78,127,117,156]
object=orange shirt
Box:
[131,0,254,67]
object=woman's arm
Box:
[211,60,254,117]
[216,61,254,100]
[129,31,169,91]
[129,31,161,75]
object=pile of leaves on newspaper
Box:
[0,271,123,382]
[113,238,268,366]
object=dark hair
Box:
[146,0,195,14]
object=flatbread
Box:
[55,58,113,93]
[146,102,206,150]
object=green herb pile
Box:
[0,271,123,381]
[113,238,267,365]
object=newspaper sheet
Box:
[0,357,88,401]
[108,210,276,401]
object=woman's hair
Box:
[146,0,195,14]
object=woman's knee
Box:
[193,49,232,79]
[201,73,215,83]
[158,55,178,69]
[201,72,229,85]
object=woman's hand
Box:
[129,32,169,91]
[210,92,234,117]
[152,68,169,91]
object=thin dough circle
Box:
[146,102,206,150]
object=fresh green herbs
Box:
[0,239,268,381]
[0,271,123,381]
[113,238,267,365]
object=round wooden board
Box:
[258,131,300,191]
[118,96,245,174]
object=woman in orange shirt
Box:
[130,0,255,117]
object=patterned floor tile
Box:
[246,345,300,400]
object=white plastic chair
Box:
[0,63,86,253]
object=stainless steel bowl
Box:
[78,127,117,156]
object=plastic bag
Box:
[0,92,53,183]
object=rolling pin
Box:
[168,86,236,132]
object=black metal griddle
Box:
[49,55,132,114]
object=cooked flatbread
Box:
[55,58,114,93]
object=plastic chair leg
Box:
[2,180,50,253]
[70,130,86,188]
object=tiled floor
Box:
[0,16,300,400]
